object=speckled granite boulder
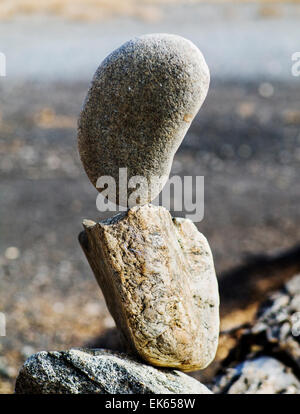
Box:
[78,33,210,206]
[212,356,300,394]
[79,204,219,371]
[15,349,212,394]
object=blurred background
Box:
[1,0,300,392]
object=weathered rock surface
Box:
[79,204,219,371]
[212,356,300,394]
[250,274,300,368]
[15,348,212,394]
[212,274,300,394]
[220,274,300,372]
[78,33,210,206]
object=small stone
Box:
[218,274,300,383]
[0,357,12,379]
[79,204,219,371]
[252,275,300,368]
[286,274,300,296]
[21,345,36,360]
[78,33,209,206]
[15,349,212,394]
[212,356,300,394]
[4,246,20,260]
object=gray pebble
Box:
[78,33,209,206]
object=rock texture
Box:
[79,204,219,371]
[78,33,210,206]
[212,356,300,394]
[15,348,212,394]
[212,274,300,394]
[250,274,300,368]
[220,274,300,371]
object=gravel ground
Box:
[1,2,300,393]
[0,78,300,392]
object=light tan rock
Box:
[15,348,213,394]
[79,204,219,371]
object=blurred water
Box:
[0,3,299,82]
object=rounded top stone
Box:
[78,33,210,207]
[101,33,209,75]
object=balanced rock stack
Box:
[15,34,219,394]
